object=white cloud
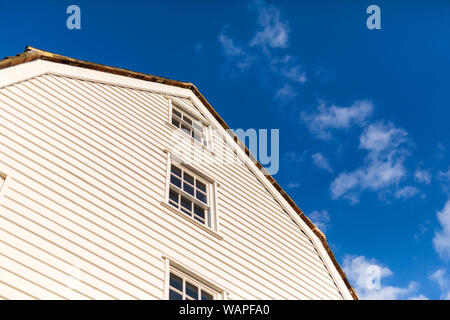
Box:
[359,121,408,153]
[218,32,253,72]
[331,122,411,203]
[311,153,333,172]
[309,210,331,233]
[433,200,450,260]
[280,64,307,83]
[301,100,374,140]
[439,168,450,181]
[218,1,306,102]
[250,2,290,49]
[286,182,300,189]
[414,222,429,241]
[438,167,450,194]
[430,269,447,288]
[218,33,246,57]
[414,169,432,185]
[430,268,450,300]
[342,255,419,300]
[395,186,420,199]
[271,55,306,83]
[330,172,360,204]
[283,151,304,164]
[274,83,297,104]
[331,160,407,204]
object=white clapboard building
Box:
[0,47,357,300]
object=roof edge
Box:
[0,46,358,299]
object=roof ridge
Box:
[23,46,195,88]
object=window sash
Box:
[168,164,211,227]
[169,188,209,225]
[171,106,207,146]
[168,270,216,300]
[170,168,209,206]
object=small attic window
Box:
[171,105,208,147]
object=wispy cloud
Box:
[270,55,306,83]
[395,186,420,200]
[342,255,421,300]
[301,100,374,140]
[311,153,333,172]
[438,167,450,194]
[359,121,409,153]
[283,151,304,165]
[274,83,297,104]
[330,122,411,204]
[218,32,246,57]
[218,31,254,73]
[414,169,432,185]
[437,142,446,159]
[286,182,300,189]
[309,210,331,233]
[433,200,450,260]
[414,222,429,241]
[250,1,290,50]
[430,268,450,300]
[217,1,305,103]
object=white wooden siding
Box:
[0,72,344,300]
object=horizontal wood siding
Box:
[0,74,343,300]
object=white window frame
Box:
[163,152,219,232]
[168,98,212,149]
[168,269,217,300]
[168,164,210,226]
[163,257,225,300]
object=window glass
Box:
[169,290,183,300]
[201,291,214,300]
[168,271,217,300]
[171,175,182,188]
[171,106,207,146]
[185,282,198,300]
[167,164,212,227]
[170,274,183,291]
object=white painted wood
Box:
[0,60,353,300]
[163,257,170,300]
[0,174,11,202]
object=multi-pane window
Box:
[168,164,211,227]
[169,272,215,300]
[171,106,208,146]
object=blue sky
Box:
[2,0,450,299]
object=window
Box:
[171,105,208,147]
[168,163,211,227]
[168,270,216,300]
[163,152,220,235]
